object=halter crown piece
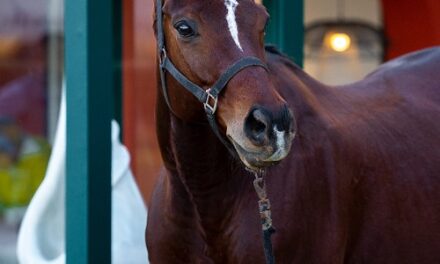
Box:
[155,0,275,263]
[155,0,268,157]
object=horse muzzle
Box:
[228,104,296,170]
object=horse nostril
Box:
[244,108,271,145]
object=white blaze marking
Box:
[224,0,243,51]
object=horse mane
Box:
[264,44,302,72]
[264,45,286,57]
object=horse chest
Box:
[150,184,273,263]
[189,204,271,264]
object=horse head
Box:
[156,0,296,170]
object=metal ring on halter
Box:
[204,89,218,115]
[159,48,167,66]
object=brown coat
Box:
[147,46,440,263]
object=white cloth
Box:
[17,91,149,264]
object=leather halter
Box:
[156,0,268,157]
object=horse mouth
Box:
[228,136,290,171]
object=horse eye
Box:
[174,21,196,38]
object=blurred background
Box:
[0,0,439,262]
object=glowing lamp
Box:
[328,33,351,52]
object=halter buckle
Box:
[204,89,218,114]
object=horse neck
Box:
[156,80,247,213]
[282,64,341,127]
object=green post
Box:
[65,0,116,262]
[113,0,123,135]
[263,0,304,67]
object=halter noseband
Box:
[156,0,268,157]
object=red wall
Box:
[123,0,161,204]
[382,0,440,60]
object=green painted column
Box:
[65,0,117,262]
[113,0,123,135]
[263,0,304,67]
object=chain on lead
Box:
[253,171,274,232]
[253,170,267,200]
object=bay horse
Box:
[146,0,440,263]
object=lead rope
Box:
[253,172,276,264]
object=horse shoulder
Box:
[264,46,440,261]
[324,94,440,262]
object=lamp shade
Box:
[304,20,385,85]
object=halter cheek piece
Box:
[156,0,268,157]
